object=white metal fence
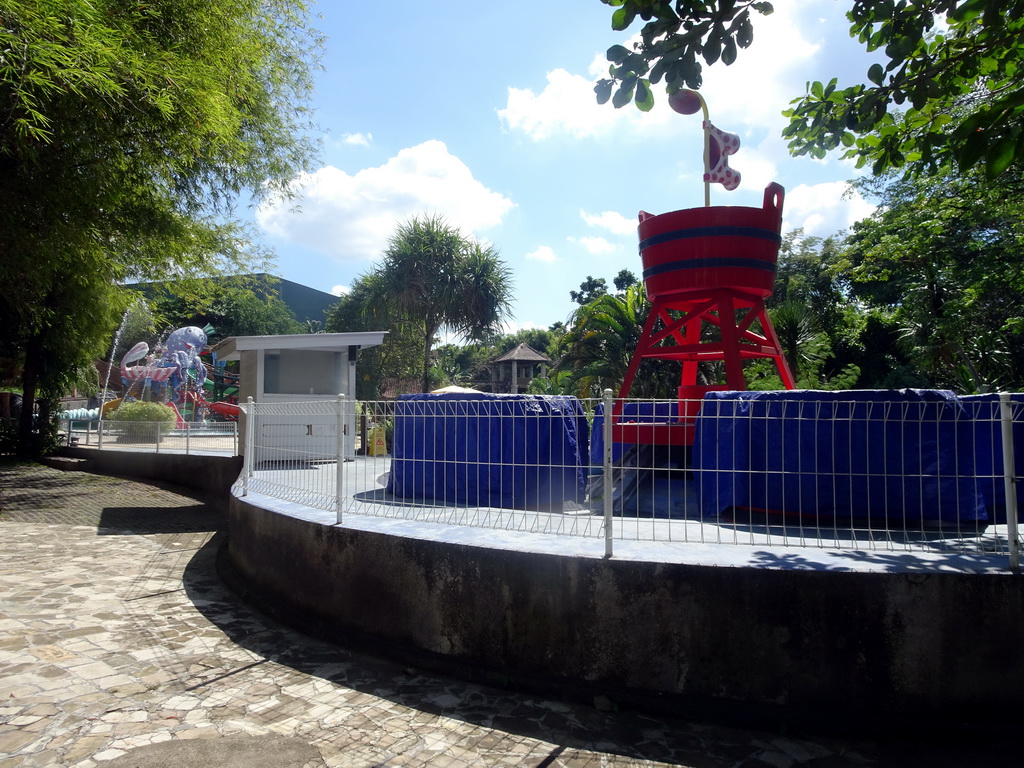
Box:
[59,419,239,456]
[236,392,1023,566]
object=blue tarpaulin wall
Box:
[959,393,1024,522]
[691,389,999,524]
[386,393,589,510]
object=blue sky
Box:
[254,0,880,333]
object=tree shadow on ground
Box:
[180,535,765,768]
[96,503,225,535]
[0,462,226,533]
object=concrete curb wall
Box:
[60,446,242,496]
[226,492,1024,734]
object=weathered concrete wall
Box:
[61,446,242,496]
[225,494,1024,734]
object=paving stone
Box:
[1,462,1019,767]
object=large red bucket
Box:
[638,183,784,300]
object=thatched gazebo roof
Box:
[490,343,552,364]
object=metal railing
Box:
[59,419,238,456]
[235,392,1023,566]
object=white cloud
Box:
[580,209,637,236]
[339,132,372,147]
[783,181,875,237]
[330,284,350,297]
[256,140,516,262]
[568,236,615,255]
[525,245,557,263]
[498,68,673,141]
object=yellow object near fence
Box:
[368,426,388,456]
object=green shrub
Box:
[110,400,178,432]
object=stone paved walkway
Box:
[0,463,1015,767]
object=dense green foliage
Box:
[842,166,1024,391]
[326,275,427,400]
[569,270,638,305]
[597,1,1024,178]
[0,0,320,456]
[149,279,303,343]
[570,276,609,305]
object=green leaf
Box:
[634,79,654,111]
[611,6,636,31]
[612,80,635,108]
[721,37,737,65]
[867,63,884,85]
[607,44,631,64]
[950,0,987,22]
[985,134,1016,178]
[736,16,753,48]
[703,38,722,66]
[957,129,988,171]
[594,79,613,105]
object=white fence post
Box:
[242,397,255,497]
[603,388,614,558]
[999,392,1019,570]
[336,394,346,525]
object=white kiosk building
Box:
[212,332,386,460]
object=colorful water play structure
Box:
[61,324,240,424]
[119,325,209,405]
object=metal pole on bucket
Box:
[999,392,1019,570]
[603,389,614,558]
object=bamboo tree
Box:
[0,0,321,456]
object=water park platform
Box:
[225,458,1024,737]
[62,387,1024,736]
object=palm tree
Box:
[768,300,829,383]
[555,283,677,398]
[366,216,513,393]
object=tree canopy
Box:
[596,0,1024,177]
[149,279,303,343]
[570,276,609,305]
[841,165,1024,391]
[569,270,638,305]
[0,0,321,455]
[342,216,514,395]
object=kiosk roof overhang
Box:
[211,331,387,361]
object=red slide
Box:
[185,391,240,420]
